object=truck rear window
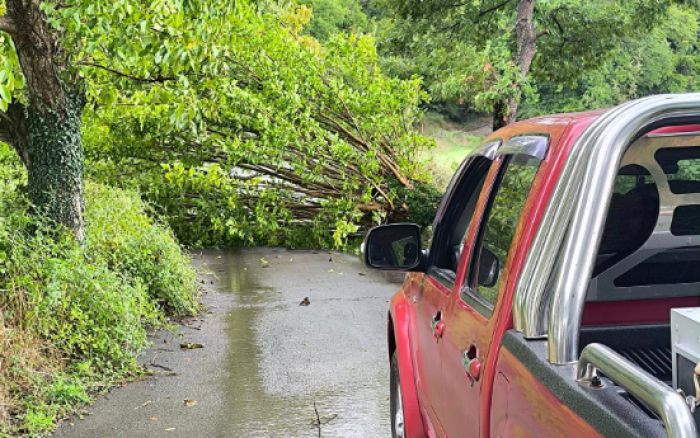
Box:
[591,139,700,301]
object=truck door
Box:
[411,153,493,431]
[438,138,548,437]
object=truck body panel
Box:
[376,96,700,438]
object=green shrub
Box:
[84,182,199,316]
[0,145,199,435]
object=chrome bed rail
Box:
[578,343,698,438]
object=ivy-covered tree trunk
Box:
[26,94,85,240]
[1,0,86,240]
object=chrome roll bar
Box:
[511,93,700,363]
[578,343,698,438]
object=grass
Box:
[419,112,489,189]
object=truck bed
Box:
[579,324,672,383]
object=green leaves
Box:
[0,31,22,112]
[297,0,369,41]
[79,1,433,249]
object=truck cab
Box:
[364,94,700,437]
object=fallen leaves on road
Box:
[299,297,311,306]
[260,257,270,268]
[180,342,204,350]
[183,399,198,407]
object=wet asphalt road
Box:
[53,249,400,438]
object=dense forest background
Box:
[0,1,698,434]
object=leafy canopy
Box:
[48,0,437,248]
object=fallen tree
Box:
[84,3,439,248]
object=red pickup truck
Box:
[363,94,700,438]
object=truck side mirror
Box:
[362,224,422,271]
[477,246,500,288]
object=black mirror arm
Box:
[411,249,429,272]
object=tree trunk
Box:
[4,0,85,240]
[0,102,30,166]
[26,93,85,241]
[492,0,537,131]
[492,99,509,131]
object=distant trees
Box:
[377,0,694,129]
[297,0,368,40]
[521,3,700,117]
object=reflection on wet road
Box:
[54,249,399,437]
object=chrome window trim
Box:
[497,135,549,161]
[470,139,501,160]
[510,93,700,364]
[647,130,700,138]
[433,141,500,227]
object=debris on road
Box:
[179,342,204,350]
[299,297,311,306]
[134,400,152,410]
[149,363,173,372]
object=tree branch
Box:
[0,16,16,35]
[0,100,30,167]
[478,0,514,18]
[0,111,12,143]
[79,61,177,83]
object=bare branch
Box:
[0,16,16,35]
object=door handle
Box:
[463,346,481,386]
[431,312,445,340]
[433,321,445,340]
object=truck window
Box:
[467,154,541,306]
[428,156,491,287]
[589,139,700,301]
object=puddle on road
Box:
[202,249,390,438]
